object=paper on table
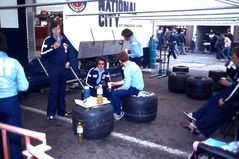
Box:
[75,96,110,108]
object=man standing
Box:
[121,28,143,67]
[178,29,186,55]
[110,51,144,120]
[41,20,71,120]
[0,32,29,159]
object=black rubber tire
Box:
[186,76,213,100]
[72,104,114,139]
[208,70,227,92]
[168,72,190,93]
[172,65,189,73]
[122,91,158,123]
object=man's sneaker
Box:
[184,112,196,122]
[64,112,72,117]
[113,111,125,121]
[188,122,200,135]
[47,116,54,120]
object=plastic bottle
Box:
[83,86,90,105]
[76,122,83,144]
[97,84,103,105]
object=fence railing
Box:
[0,122,54,159]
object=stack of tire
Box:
[208,70,227,92]
[169,65,214,100]
[168,66,189,93]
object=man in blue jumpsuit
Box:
[110,51,144,120]
[121,28,143,67]
[41,21,71,120]
[85,57,111,98]
[0,32,29,159]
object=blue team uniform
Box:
[0,51,29,159]
[129,35,143,66]
[110,61,144,114]
[85,67,111,97]
[41,35,70,117]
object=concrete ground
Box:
[20,52,234,159]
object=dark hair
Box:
[231,46,239,59]
[121,28,133,38]
[50,20,63,34]
[0,32,8,52]
[97,56,107,67]
[118,51,129,62]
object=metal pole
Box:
[104,12,239,19]
[66,6,239,17]
[37,58,49,77]
[214,0,239,7]
[90,29,95,42]
[131,17,239,22]
[0,0,97,9]
[2,130,9,159]
[112,30,116,41]
[69,67,84,88]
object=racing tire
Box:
[122,91,158,123]
[172,65,189,73]
[168,72,190,93]
[186,76,213,100]
[72,104,114,139]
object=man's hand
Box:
[218,77,229,86]
[218,98,225,106]
[65,62,70,68]
[53,41,61,49]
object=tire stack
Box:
[208,70,227,92]
[185,76,213,100]
[168,72,190,93]
[72,104,114,139]
[122,91,158,123]
[168,66,190,93]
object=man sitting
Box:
[110,51,144,120]
[182,46,239,139]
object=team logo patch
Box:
[68,2,86,13]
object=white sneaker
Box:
[184,112,196,122]
[113,111,125,121]
[47,116,54,120]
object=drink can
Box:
[83,86,90,100]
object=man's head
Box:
[231,46,239,67]
[97,56,107,70]
[50,20,62,36]
[0,32,8,52]
[121,28,133,41]
[118,51,129,65]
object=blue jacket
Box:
[129,35,143,58]
[0,51,29,98]
[41,35,70,72]
[86,67,111,89]
[121,60,144,90]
